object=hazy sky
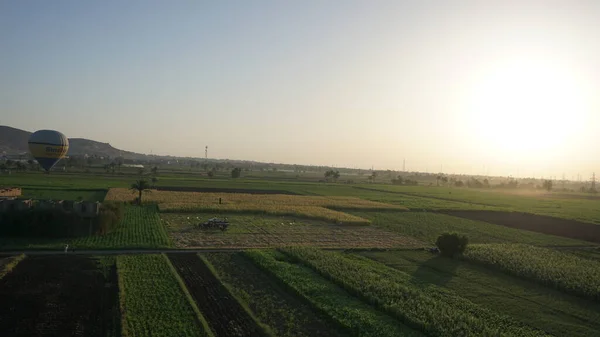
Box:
[1,1,599,178]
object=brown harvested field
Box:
[168,253,267,337]
[106,188,406,225]
[0,255,120,337]
[162,213,422,249]
[444,210,600,244]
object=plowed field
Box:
[0,255,120,337]
[167,253,266,337]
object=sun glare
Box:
[466,58,586,158]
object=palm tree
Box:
[151,176,158,188]
[131,179,151,205]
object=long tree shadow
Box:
[410,254,461,287]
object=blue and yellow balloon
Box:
[28,130,69,172]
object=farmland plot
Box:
[0,255,120,337]
[167,253,267,337]
[281,247,548,337]
[162,213,422,249]
[462,244,600,301]
[245,250,423,337]
[204,252,345,337]
[106,188,406,224]
[117,254,208,337]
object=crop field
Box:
[204,252,345,337]
[0,205,171,250]
[357,250,600,337]
[281,247,547,337]
[245,250,423,337]
[365,185,600,224]
[106,188,406,224]
[0,255,120,337]
[162,213,422,248]
[20,187,108,201]
[117,254,208,337]
[349,211,590,246]
[168,253,267,337]
[4,170,600,337]
[462,244,600,301]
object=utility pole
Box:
[592,172,596,192]
[403,158,405,172]
[205,146,208,159]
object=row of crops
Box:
[245,250,422,337]
[117,255,210,337]
[462,244,600,300]
[273,248,548,337]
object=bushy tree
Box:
[543,179,553,192]
[231,167,242,178]
[435,232,469,257]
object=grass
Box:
[20,188,107,201]
[117,254,209,337]
[281,247,547,337]
[357,250,600,337]
[349,211,590,246]
[462,244,600,301]
[0,205,172,250]
[245,249,423,337]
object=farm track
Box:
[167,253,266,337]
[0,255,120,337]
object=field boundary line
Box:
[164,254,215,337]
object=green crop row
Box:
[462,244,600,301]
[117,254,209,337]
[281,247,548,337]
[244,250,423,337]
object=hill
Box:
[0,125,140,158]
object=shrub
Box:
[436,232,468,257]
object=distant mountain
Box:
[0,125,141,158]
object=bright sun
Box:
[466,58,586,158]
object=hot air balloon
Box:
[28,130,69,172]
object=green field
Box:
[117,254,209,337]
[2,169,600,336]
[357,250,600,337]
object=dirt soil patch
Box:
[168,253,266,337]
[0,255,120,337]
[444,210,600,243]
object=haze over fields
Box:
[1,1,599,177]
